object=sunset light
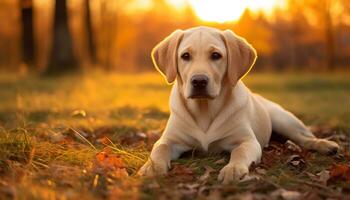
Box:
[1,0,350,198]
[188,0,282,23]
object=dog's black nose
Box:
[191,75,208,88]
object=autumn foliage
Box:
[0,0,350,73]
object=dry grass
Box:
[0,71,349,199]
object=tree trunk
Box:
[324,0,335,71]
[21,0,34,67]
[325,11,335,71]
[84,0,96,65]
[46,0,78,75]
[100,0,117,70]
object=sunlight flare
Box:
[188,0,281,23]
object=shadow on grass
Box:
[248,77,350,92]
[0,105,169,124]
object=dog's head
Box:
[152,26,256,99]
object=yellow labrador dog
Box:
[138,26,339,184]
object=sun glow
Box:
[188,0,282,23]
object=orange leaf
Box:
[330,164,349,178]
[169,164,195,182]
[95,148,126,170]
[329,164,350,181]
[170,165,194,176]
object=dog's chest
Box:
[190,127,233,152]
[189,102,213,132]
[193,134,212,152]
[184,114,239,152]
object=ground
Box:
[0,71,349,200]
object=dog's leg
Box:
[218,139,262,184]
[137,142,171,176]
[256,95,339,154]
[138,140,189,176]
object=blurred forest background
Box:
[1,0,350,75]
[1,1,350,199]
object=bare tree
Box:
[20,0,34,67]
[306,0,336,70]
[84,0,96,65]
[46,0,78,74]
[324,0,335,71]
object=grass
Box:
[0,71,349,199]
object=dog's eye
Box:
[211,52,222,60]
[181,52,191,61]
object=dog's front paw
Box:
[137,159,168,176]
[218,163,249,184]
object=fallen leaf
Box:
[48,130,65,143]
[261,142,285,167]
[329,164,350,181]
[136,132,147,139]
[271,189,301,200]
[95,151,125,169]
[199,166,215,182]
[306,172,316,179]
[330,164,348,177]
[169,165,195,182]
[118,132,149,146]
[93,147,128,178]
[214,158,226,164]
[92,174,99,189]
[286,155,306,170]
[285,140,302,153]
[71,110,86,117]
[255,167,267,175]
[317,170,330,185]
[176,183,200,196]
[239,174,260,183]
[147,181,160,189]
[177,183,200,189]
[170,165,194,176]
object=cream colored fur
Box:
[138,26,339,184]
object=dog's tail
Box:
[255,94,339,154]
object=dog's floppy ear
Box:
[222,30,257,85]
[151,30,184,84]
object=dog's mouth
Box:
[188,89,214,99]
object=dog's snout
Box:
[189,74,211,99]
[191,75,209,88]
